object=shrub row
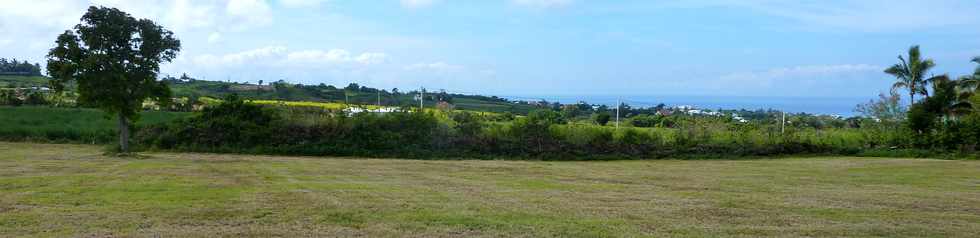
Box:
[132,98,881,160]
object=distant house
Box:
[343,107,400,116]
[229,84,274,92]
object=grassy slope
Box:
[0,106,190,143]
[170,80,542,114]
[1,143,977,237]
[0,75,49,88]
[1,75,541,114]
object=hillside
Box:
[167,80,544,114]
[0,75,49,88]
[0,75,545,114]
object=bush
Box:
[629,114,661,127]
[592,112,611,126]
[120,99,980,159]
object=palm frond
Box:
[883,64,904,77]
[908,45,921,65]
[891,81,909,91]
[958,75,979,92]
[926,74,949,84]
[951,101,974,116]
[918,59,936,76]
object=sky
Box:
[2,0,980,100]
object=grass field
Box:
[0,106,190,143]
[0,143,977,237]
[0,75,48,88]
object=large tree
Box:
[885,45,934,104]
[47,6,180,152]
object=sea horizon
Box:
[502,94,871,117]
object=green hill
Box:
[165,78,545,114]
[1,75,546,114]
[0,75,49,88]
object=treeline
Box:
[131,95,894,160]
[875,47,980,152]
[0,58,43,76]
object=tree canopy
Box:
[885,45,934,104]
[0,58,43,76]
[46,6,180,152]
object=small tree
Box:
[593,112,611,126]
[855,91,906,125]
[47,6,180,153]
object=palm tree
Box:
[959,56,980,91]
[926,75,973,119]
[885,45,935,104]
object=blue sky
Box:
[3,0,980,99]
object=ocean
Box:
[512,95,870,117]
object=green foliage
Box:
[24,91,46,105]
[46,6,180,152]
[0,106,188,143]
[166,79,546,115]
[592,112,611,126]
[0,90,22,106]
[629,114,663,127]
[855,92,906,123]
[452,112,483,137]
[124,101,898,159]
[885,45,935,104]
[0,58,43,76]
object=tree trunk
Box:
[117,113,130,153]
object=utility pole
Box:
[616,98,621,129]
[781,111,786,134]
[377,91,381,107]
[419,87,424,111]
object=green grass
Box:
[0,75,49,88]
[1,142,977,237]
[0,106,190,143]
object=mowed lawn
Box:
[0,143,978,237]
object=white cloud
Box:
[207,32,222,43]
[194,46,288,67]
[355,53,390,65]
[716,64,882,88]
[400,0,437,9]
[193,46,389,68]
[169,0,217,31]
[0,0,275,56]
[226,0,273,30]
[280,0,328,8]
[658,0,980,32]
[512,0,573,8]
[287,49,389,65]
[404,62,463,71]
[288,49,350,62]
